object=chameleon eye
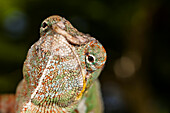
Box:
[85,41,106,71]
[85,54,96,71]
[42,22,48,28]
[40,21,50,36]
[86,54,95,64]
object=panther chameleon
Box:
[0,15,107,113]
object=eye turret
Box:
[86,54,95,63]
[40,20,51,36]
[85,41,106,71]
[42,22,48,29]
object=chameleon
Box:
[0,15,107,113]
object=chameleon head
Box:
[39,15,107,92]
[16,15,106,112]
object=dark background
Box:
[0,0,170,113]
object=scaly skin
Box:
[0,15,107,113]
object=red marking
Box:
[39,92,43,95]
[58,95,60,100]
[56,48,59,51]
[50,109,53,113]
[89,41,93,45]
[74,109,79,113]
[96,44,101,49]
[47,110,49,113]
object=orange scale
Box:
[42,82,45,85]
[104,56,107,62]
[42,87,46,91]
[38,69,42,72]
[29,81,31,84]
[49,78,53,81]
[40,92,43,95]
[83,66,86,69]
[89,41,93,45]
[50,110,53,113]
[45,77,49,80]
[56,48,59,51]
[50,38,53,40]
[36,83,39,86]
[38,97,41,100]
[82,61,85,65]
[49,82,52,85]
[100,61,105,65]
[102,46,106,52]
[58,95,61,99]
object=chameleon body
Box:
[1,15,107,113]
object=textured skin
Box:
[1,15,106,113]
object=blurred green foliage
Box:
[0,0,170,113]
